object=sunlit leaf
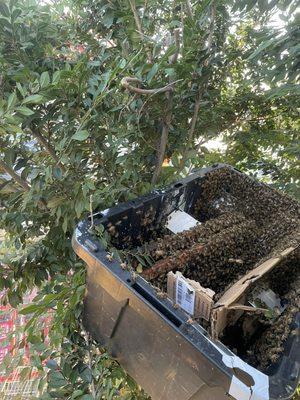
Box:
[7,92,17,110]
[15,106,34,115]
[40,71,50,88]
[71,130,89,141]
[22,94,44,104]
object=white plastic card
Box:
[176,275,195,315]
[166,210,199,234]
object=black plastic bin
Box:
[72,164,300,400]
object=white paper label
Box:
[176,276,195,315]
[166,210,199,234]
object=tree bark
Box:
[31,128,65,172]
[151,29,180,185]
[121,77,173,95]
[182,2,216,164]
[0,159,31,191]
[128,0,153,63]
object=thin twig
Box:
[89,194,94,231]
[0,156,48,209]
[121,76,173,95]
[128,0,153,62]
[169,28,180,64]
[120,77,183,153]
[0,75,3,96]
[73,49,142,139]
[151,91,174,185]
[205,2,216,59]
[118,93,138,122]
[186,137,208,174]
[151,28,181,185]
[0,159,31,191]
[136,79,183,146]
[185,0,193,18]
[31,127,66,172]
[182,1,216,165]
[83,330,96,399]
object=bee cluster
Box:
[194,167,299,224]
[126,167,299,370]
[245,252,300,370]
[140,169,299,297]
[102,167,299,370]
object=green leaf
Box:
[40,71,50,88]
[103,9,114,28]
[22,94,44,104]
[4,149,16,165]
[98,71,111,93]
[165,68,175,77]
[62,216,68,233]
[53,166,63,180]
[147,63,159,83]
[80,367,92,383]
[11,8,21,21]
[16,82,26,97]
[15,106,34,115]
[19,304,41,315]
[71,130,89,141]
[248,38,275,60]
[0,2,10,17]
[8,291,21,307]
[81,394,94,400]
[48,371,67,388]
[75,199,83,218]
[46,359,58,370]
[7,92,17,110]
[47,196,65,208]
[0,16,11,29]
[52,71,61,84]
[71,390,84,399]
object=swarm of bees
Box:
[245,260,300,370]
[104,166,300,370]
[141,168,299,294]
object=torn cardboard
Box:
[167,271,215,321]
[210,246,297,340]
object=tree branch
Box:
[121,29,181,185]
[183,2,216,164]
[1,146,48,209]
[121,77,173,95]
[185,0,193,19]
[31,127,66,172]
[83,329,96,399]
[128,0,153,63]
[0,74,3,97]
[151,91,174,185]
[151,28,181,185]
[0,159,31,191]
[205,2,216,62]
[169,28,180,64]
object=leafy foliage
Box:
[0,0,299,398]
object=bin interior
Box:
[93,165,300,374]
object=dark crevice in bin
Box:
[131,282,182,328]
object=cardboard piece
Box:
[166,210,199,234]
[211,246,297,340]
[167,271,215,321]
